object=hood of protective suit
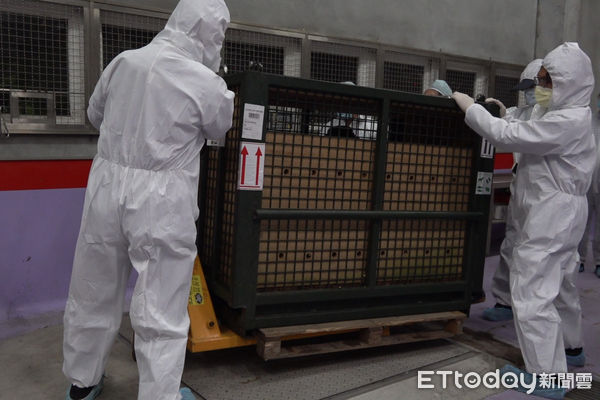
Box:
[543,42,594,109]
[521,59,542,81]
[152,0,230,72]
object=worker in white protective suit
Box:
[481,59,544,322]
[577,92,600,276]
[62,0,234,399]
[452,42,594,399]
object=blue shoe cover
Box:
[180,387,196,400]
[65,376,104,400]
[499,364,567,400]
[579,263,584,272]
[482,305,513,321]
[595,265,600,278]
[566,351,585,367]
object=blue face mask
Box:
[524,89,536,106]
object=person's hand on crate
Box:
[485,98,507,117]
[451,91,475,113]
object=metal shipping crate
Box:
[197,71,495,335]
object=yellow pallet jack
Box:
[121,257,464,361]
[186,257,256,352]
[184,259,466,360]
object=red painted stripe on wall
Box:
[0,160,92,191]
[494,153,514,170]
[0,153,514,191]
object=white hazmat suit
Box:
[577,110,600,270]
[454,42,595,374]
[489,59,544,309]
[63,0,234,399]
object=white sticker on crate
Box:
[475,172,493,195]
[480,139,494,159]
[238,141,265,191]
[206,138,225,147]
[481,139,494,158]
[242,103,265,140]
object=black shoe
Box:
[579,263,584,272]
[66,376,104,400]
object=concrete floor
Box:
[1,254,598,400]
[465,255,600,377]
[0,319,509,400]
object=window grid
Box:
[224,28,301,77]
[310,41,377,87]
[383,61,425,94]
[100,10,166,68]
[0,2,518,136]
[0,0,84,125]
[494,75,520,108]
[445,69,476,97]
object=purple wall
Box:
[0,188,136,324]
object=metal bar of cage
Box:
[254,210,482,220]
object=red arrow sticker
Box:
[238,142,265,191]
[240,146,248,185]
[255,147,262,186]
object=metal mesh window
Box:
[310,41,377,87]
[0,0,84,125]
[311,52,358,84]
[217,87,241,287]
[255,86,380,291]
[100,11,166,68]
[224,29,301,76]
[200,145,220,276]
[494,75,519,108]
[383,62,425,94]
[385,102,473,213]
[224,41,284,75]
[380,101,474,284]
[446,69,476,97]
[264,87,379,209]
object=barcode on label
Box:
[248,112,260,119]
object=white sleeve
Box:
[465,104,575,156]
[201,87,234,140]
[87,77,106,130]
[87,60,118,130]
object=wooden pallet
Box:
[256,311,466,360]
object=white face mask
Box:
[535,86,553,108]
[524,89,537,106]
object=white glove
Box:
[485,97,507,117]
[452,92,475,113]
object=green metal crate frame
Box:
[197,71,495,335]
